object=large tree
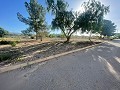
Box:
[76,0,109,41]
[101,19,116,36]
[46,0,80,42]
[0,27,9,37]
[17,0,46,40]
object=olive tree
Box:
[46,0,80,42]
[76,0,110,41]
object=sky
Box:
[0,0,120,33]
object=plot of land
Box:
[0,38,101,67]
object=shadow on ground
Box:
[0,41,100,66]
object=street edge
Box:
[0,42,103,74]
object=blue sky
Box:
[0,0,120,33]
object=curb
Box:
[0,42,103,74]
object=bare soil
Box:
[0,40,101,67]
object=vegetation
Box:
[10,41,17,47]
[0,27,9,37]
[46,0,81,42]
[21,28,33,36]
[0,40,18,46]
[0,53,12,62]
[101,19,116,36]
[115,33,120,39]
[0,40,12,45]
[0,0,118,65]
[17,0,47,40]
[76,0,109,41]
[46,0,110,42]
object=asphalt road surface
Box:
[0,40,120,90]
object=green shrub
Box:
[15,40,20,43]
[31,36,35,39]
[0,40,11,45]
[49,34,56,38]
[0,53,11,62]
[58,34,65,38]
[0,40,19,46]
[118,35,120,39]
[10,41,17,47]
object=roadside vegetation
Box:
[0,0,118,66]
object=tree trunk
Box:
[65,36,71,43]
[40,36,42,41]
[36,32,38,40]
[89,31,92,42]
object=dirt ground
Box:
[0,38,101,67]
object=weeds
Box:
[0,53,12,62]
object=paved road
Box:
[0,40,120,90]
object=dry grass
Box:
[0,37,101,67]
[0,37,101,48]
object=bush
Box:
[118,35,120,39]
[57,34,65,38]
[49,34,56,38]
[0,40,19,46]
[0,40,11,45]
[31,36,35,39]
[10,41,17,47]
[15,40,20,43]
[0,53,12,62]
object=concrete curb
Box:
[0,43,103,74]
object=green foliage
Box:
[58,34,65,38]
[73,0,110,41]
[10,41,17,47]
[0,40,11,45]
[0,27,9,37]
[30,36,35,39]
[46,0,110,42]
[49,34,56,38]
[115,33,120,39]
[46,0,80,42]
[101,20,116,36]
[76,0,109,33]
[17,0,47,40]
[0,53,12,62]
[118,35,120,39]
[46,0,68,14]
[49,34,65,38]
[0,40,18,46]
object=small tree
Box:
[17,0,46,40]
[101,19,116,36]
[0,27,9,37]
[78,0,109,41]
[46,0,81,42]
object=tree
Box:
[101,20,116,36]
[76,0,109,41]
[46,0,80,42]
[17,0,46,40]
[0,27,9,37]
